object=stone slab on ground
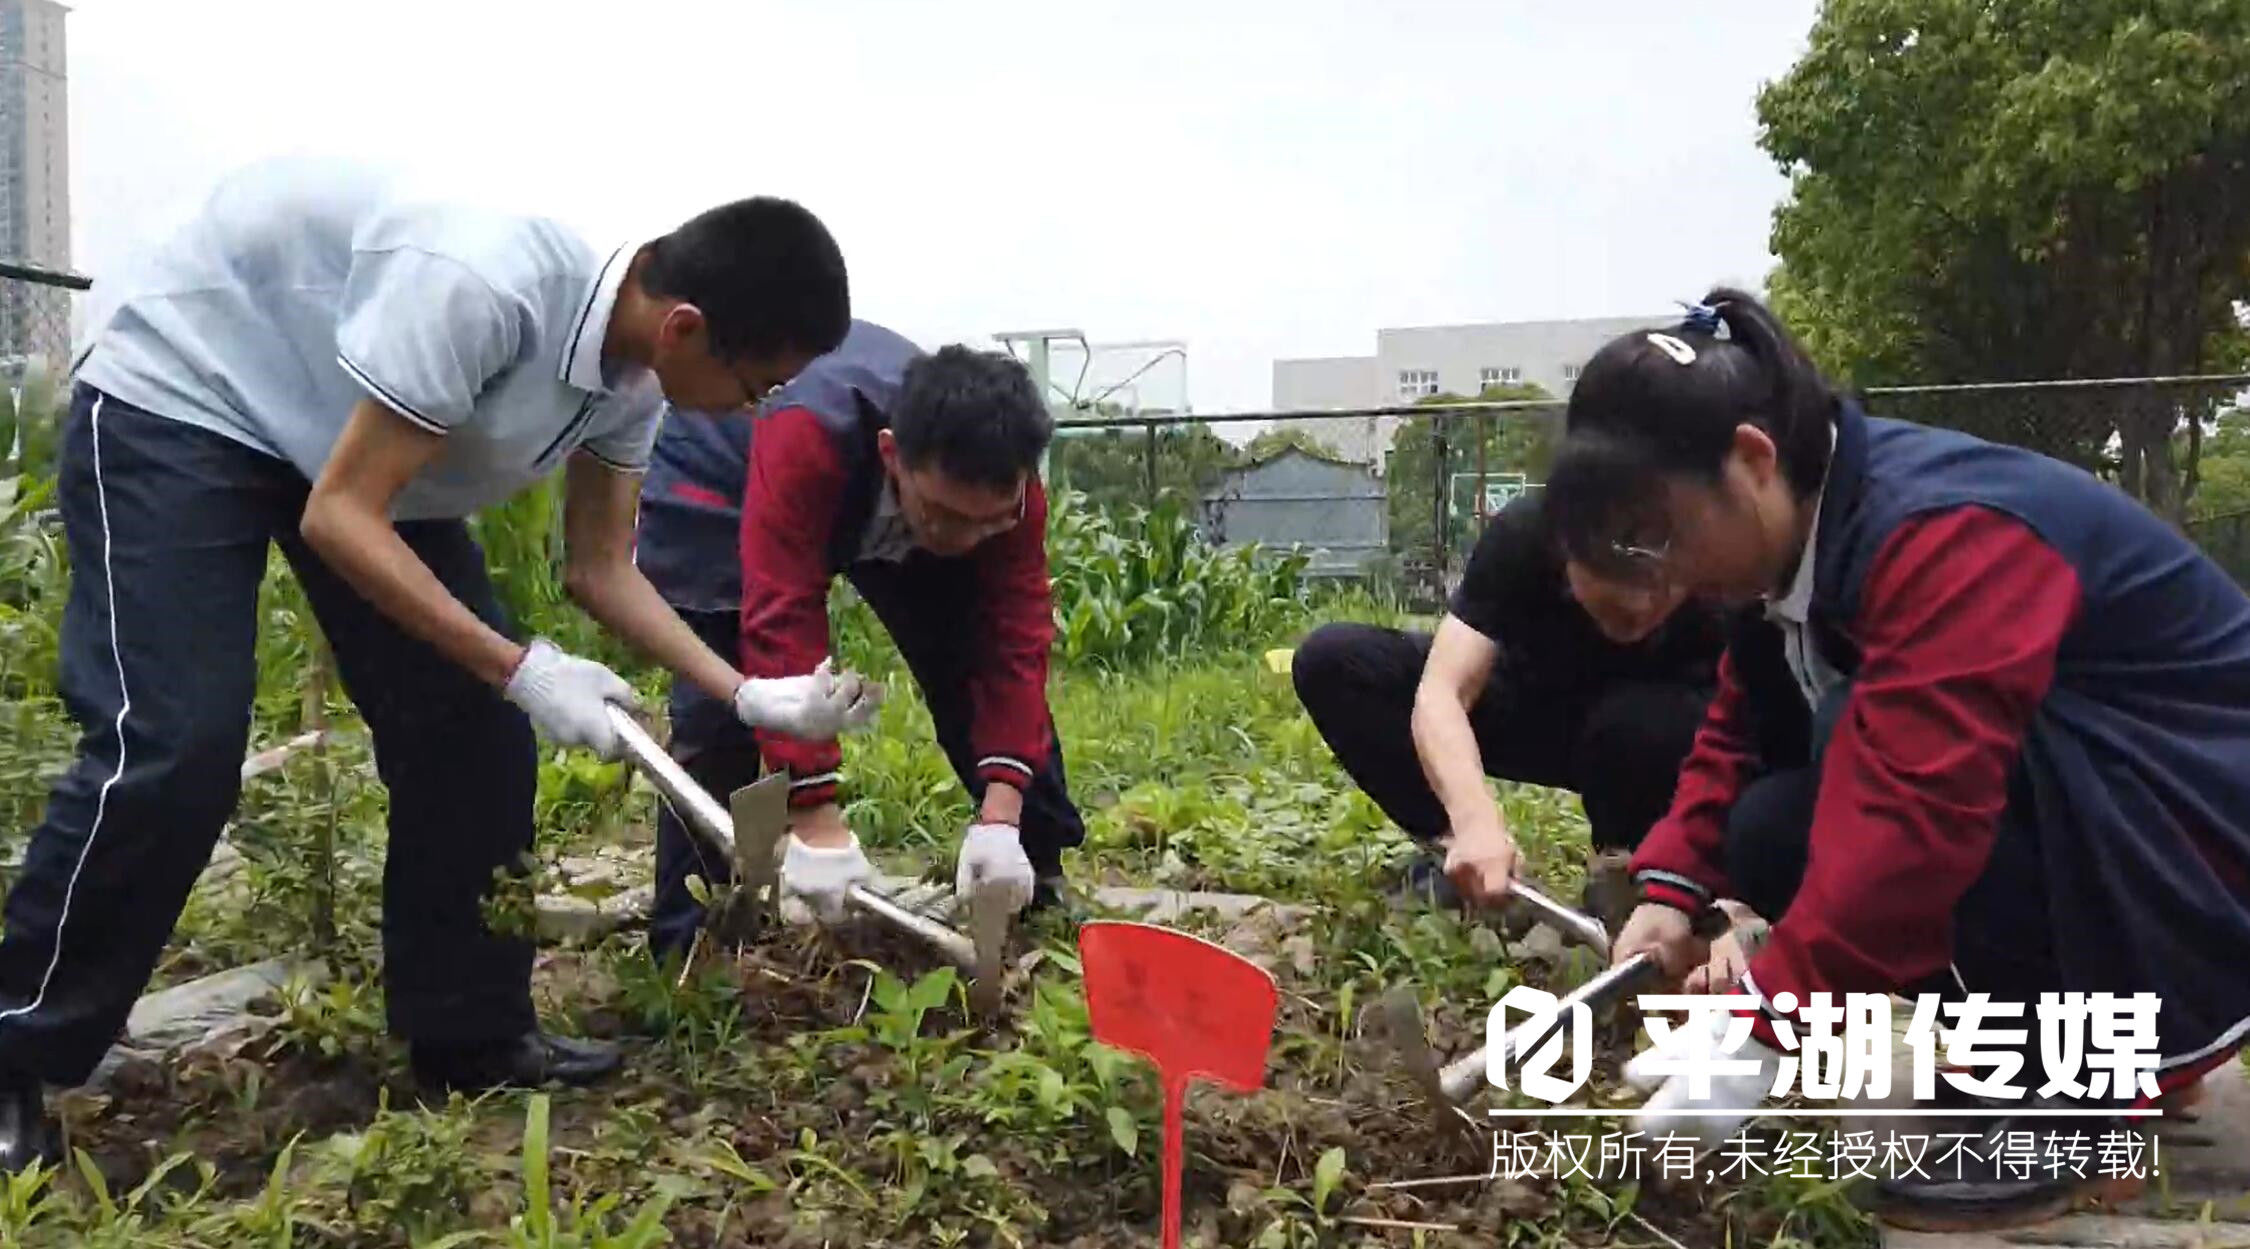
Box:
[1080,885,1313,925]
[89,957,320,1089]
[533,872,1312,946]
[1887,1215,2250,1249]
[867,876,1312,926]
[1882,1060,2250,1249]
[537,885,656,942]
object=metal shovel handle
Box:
[605,704,993,981]
[845,883,983,971]
[1508,881,1612,955]
[608,706,736,858]
[1434,904,1732,1103]
[1438,950,1663,1102]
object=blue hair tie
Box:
[1679,301,1723,335]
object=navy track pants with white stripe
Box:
[0,385,539,1085]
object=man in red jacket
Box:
[635,322,1082,956]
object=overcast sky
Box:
[66,0,1820,415]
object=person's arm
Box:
[300,398,526,686]
[1411,614,1521,902]
[558,451,743,705]
[964,478,1057,828]
[1626,647,1760,913]
[308,238,533,683]
[1410,614,1504,838]
[1738,506,2079,1042]
[736,406,850,835]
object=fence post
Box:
[1144,420,1158,508]
[1431,416,1451,592]
[1474,411,1489,528]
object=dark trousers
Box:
[0,387,539,1086]
[1719,680,2081,1093]
[649,553,1085,963]
[1721,678,2063,992]
[1290,622,1713,853]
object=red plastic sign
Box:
[1080,921,1280,1249]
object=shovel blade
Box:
[967,880,1012,1014]
[1373,986,1480,1134]
[724,773,791,938]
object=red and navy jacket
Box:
[637,320,1057,812]
[1633,399,2250,1070]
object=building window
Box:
[1478,366,1521,390]
[1561,363,1581,385]
[1397,369,1439,400]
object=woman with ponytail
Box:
[1545,289,2250,1231]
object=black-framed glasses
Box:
[899,473,1026,542]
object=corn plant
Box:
[1047,489,1312,667]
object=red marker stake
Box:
[1078,921,1279,1249]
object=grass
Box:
[0,625,1881,1247]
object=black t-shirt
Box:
[1447,493,1725,694]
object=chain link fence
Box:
[0,260,84,385]
[4,253,2242,601]
[1048,374,2250,607]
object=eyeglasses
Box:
[898,473,1026,544]
[1592,535,1678,590]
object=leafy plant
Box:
[1047,489,1312,667]
[319,1095,486,1241]
[266,971,388,1064]
[509,1093,674,1249]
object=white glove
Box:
[778,832,873,925]
[734,658,883,738]
[502,640,641,760]
[955,823,1035,913]
[1622,1001,1787,1155]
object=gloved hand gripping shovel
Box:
[1379,893,1730,1130]
[605,706,1011,1011]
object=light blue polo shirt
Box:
[73,156,663,521]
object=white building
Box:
[1270,315,1664,465]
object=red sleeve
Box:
[967,476,1057,793]
[738,406,847,810]
[1630,646,1759,913]
[1741,506,2081,1031]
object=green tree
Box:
[1048,420,1242,514]
[2190,406,2250,520]
[1383,383,1562,568]
[1242,426,1347,463]
[1758,0,2250,520]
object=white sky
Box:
[66,0,1819,415]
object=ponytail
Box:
[1704,287,1837,497]
[1545,287,1840,572]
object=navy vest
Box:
[1790,401,2250,1066]
[637,320,922,611]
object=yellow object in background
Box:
[1264,648,1295,676]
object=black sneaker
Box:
[410,1030,623,1095]
[1027,873,1070,915]
[1395,852,1463,909]
[1864,1101,2122,1232]
[1393,852,1550,937]
[0,1070,56,1174]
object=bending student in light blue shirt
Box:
[0,156,881,1171]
